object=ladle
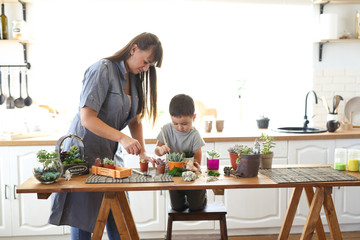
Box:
[24,71,32,106]
[0,69,5,105]
[14,71,25,108]
[6,71,15,109]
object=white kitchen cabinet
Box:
[214,141,288,230]
[333,139,360,226]
[287,139,335,229]
[0,146,63,237]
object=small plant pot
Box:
[139,161,149,172]
[229,152,238,170]
[207,158,219,170]
[169,161,184,171]
[235,154,261,178]
[256,118,270,129]
[260,153,274,169]
[157,164,166,174]
[104,164,115,169]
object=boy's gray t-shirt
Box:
[157,122,205,153]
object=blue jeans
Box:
[70,210,120,240]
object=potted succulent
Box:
[256,115,270,129]
[259,133,276,169]
[183,149,195,171]
[227,144,248,170]
[234,145,261,178]
[207,150,220,170]
[103,157,115,169]
[155,158,166,174]
[167,152,184,171]
[56,134,88,177]
[94,158,103,167]
[33,149,62,184]
[139,159,149,172]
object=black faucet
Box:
[304,90,318,129]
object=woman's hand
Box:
[120,135,142,155]
[140,152,155,167]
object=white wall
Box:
[312,3,360,128]
[2,0,357,135]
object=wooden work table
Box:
[16,165,360,240]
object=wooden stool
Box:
[166,201,228,240]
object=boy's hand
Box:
[158,145,171,156]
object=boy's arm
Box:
[193,148,202,165]
[155,141,171,156]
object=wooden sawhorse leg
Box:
[301,187,342,240]
[92,192,140,240]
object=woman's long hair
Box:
[106,32,163,125]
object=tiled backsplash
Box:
[313,69,360,128]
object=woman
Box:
[49,32,163,240]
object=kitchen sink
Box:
[275,127,327,134]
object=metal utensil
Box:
[132,168,152,177]
[0,69,5,105]
[14,71,25,108]
[24,70,32,106]
[6,71,15,109]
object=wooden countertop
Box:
[1,128,359,146]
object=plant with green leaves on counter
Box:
[103,157,114,165]
[60,145,85,165]
[33,149,61,184]
[183,149,195,158]
[166,152,184,162]
[207,150,220,159]
[260,133,276,154]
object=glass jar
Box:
[347,149,360,172]
[33,157,62,184]
[334,148,347,170]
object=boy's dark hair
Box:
[169,94,195,117]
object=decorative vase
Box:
[207,158,219,170]
[229,152,238,170]
[157,164,166,174]
[140,161,148,172]
[260,153,274,169]
[33,157,62,184]
[235,154,261,178]
[169,161,184,171]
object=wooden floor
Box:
[152,232,360,240]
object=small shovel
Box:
[334,95,343,114]
[132,168,152,177]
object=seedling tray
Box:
[91,166,131,179]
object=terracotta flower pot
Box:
[93,163,103,167]
[157,164,166,174]
[169,161,184,171]
[140,161,149,172]
[229,152,238,170]
[104,164,115,169]
[235,154,260,178]
[260,153,274,169]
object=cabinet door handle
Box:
[13,185,17,199]
[5,184,9,199]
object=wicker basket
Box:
[56,133,89,177]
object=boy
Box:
[155,94,207,211]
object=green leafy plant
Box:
[103,157,114,165]
[183,150,195,158]
[168,167,186,176]
[140,159,147,163]
[34,150,61,183]
[260,133,276,154]
[60,145,85,165]
[208,170,220,177]
[207,150,220,159]
[229,145,255,163]
[37,150,58,166]
[167,152,184,162]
